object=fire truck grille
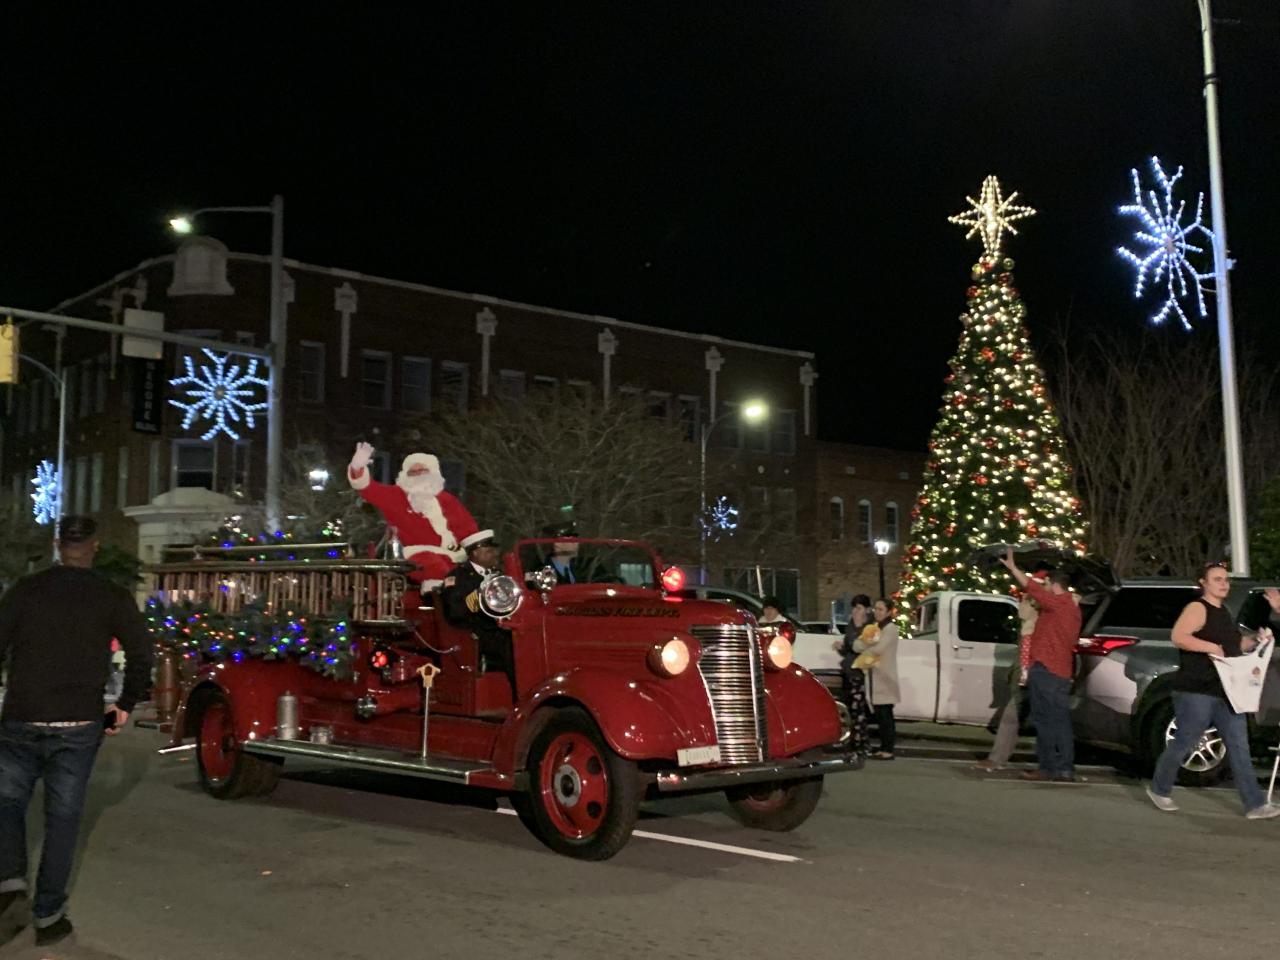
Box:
[689,624,767,764]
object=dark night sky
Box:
[3,2,1277,448]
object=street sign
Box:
[122,308,165,360]
[130,357,164,433]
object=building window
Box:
[402,356,431,413]
[885,501,900,545]
[830,496,844,542]
[497,369,525,402]
[148,440,162,501]
[440,458,466,496]
[372,450,392,484]
[360,350,392,409]
[744,412,769,454]
[646,392,672,421]
[232,441,251,495]
[775,487,797,533]
[439,361,469,413]
[94,354,108,414]
[173,440,215,489]
[748,486,769,527]
[90,452,104,512]
[116,445,129,509]
[299,341,325,403]
[676,395,701,442]
[73,455,88,513]
[857,499,872,544]
[771,410,797,456]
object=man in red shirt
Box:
[999,549,1082,782]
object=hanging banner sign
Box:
[131,357,163,434]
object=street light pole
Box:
[265,194,285,532]
[1198,0,1249,574]
[698,400,768,587]
[170,197,286,531]
[874,538,891,598]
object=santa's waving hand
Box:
[348,443,480,585]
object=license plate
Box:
[677,745,721,767]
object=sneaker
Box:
[972,759,1005,772]
[34,916,73,946]
[1145,786,1179,812]
[1245,803,1280,820]
[1020,769,1052,782]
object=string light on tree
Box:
[897,175,1087,626]
[1116,156,1214,331]
[169,349,270,441]
[30,460,60,525]
[947,175,1037,259]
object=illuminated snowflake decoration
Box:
[1116,156,1214,330]
[702,496,739,541]
[948,175,1036,258]
[169,349,270,441]
[30,460,60,525]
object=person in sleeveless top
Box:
[1146,562,1280,819]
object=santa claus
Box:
[348,442,479,585]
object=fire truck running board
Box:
[243,739,494,784]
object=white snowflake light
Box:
[31,460,60,525]
[1117,156,1214,330]
[948,175,1036,259]
[169,349,270,441]
[702,496,739,541]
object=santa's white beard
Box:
[397,471,446,517]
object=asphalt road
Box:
[2,726,1278,960]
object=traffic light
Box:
[0,319,18,385]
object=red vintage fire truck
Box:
[160,538,858,859]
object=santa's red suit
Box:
[349,451,479,584]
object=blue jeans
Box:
[0,720,103,926]
[1028,663,1074,777]
[1152,691,1265,812]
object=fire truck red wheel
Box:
[521,707,641,860]
[194,691,281,800]
[725,777,824,832]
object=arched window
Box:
[857,499,872,544]
[829,496,844,542]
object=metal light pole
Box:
[1198,0,1249,574]
[873,538,891,598]
[170,196,285,531]
[698,400,767,586]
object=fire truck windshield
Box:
[518,540,658,588]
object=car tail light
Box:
[660,566,686,592]
[1076,634,1139,656]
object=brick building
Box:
[0,237,921,616]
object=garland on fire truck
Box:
[145,599,357,680]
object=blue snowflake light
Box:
[30,459,60,525]
[169,349,270,440]
[702,496,739,541]
[1117,156,1214,330]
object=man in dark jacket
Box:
[0,516,152,948]
[440,530,515,699]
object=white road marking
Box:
[493,807,804,863]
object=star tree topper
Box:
[948,175,1036,258]
[169,349,270,441]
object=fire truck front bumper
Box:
[652,749,863,794]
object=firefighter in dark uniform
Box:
[440,530,516,700]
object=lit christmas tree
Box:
[897,176,1087,615]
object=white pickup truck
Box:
[793,590,1024,725]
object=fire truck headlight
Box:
[648,639,690,678]
[764,635,793,671]
[479,574,523,618]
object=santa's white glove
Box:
[350,442,375,473]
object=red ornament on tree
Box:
[983,436,997,449]
[1002,399,1014,409]
[1025,523,1039,537]
[966,286,979,299]
[973,474,989,486]
[979,346,996,362]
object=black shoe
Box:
[0,890,28,947]
[34,916,74,946]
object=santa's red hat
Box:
[400,453,440,476]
